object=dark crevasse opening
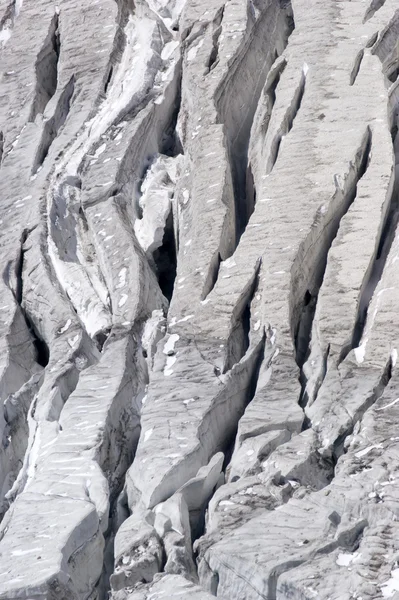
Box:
[29,12,60,122]
[32,74,75,173]
[216,2,295,243]
[295,289,317,368]
[14,231,50,367]
[153,208,177,302]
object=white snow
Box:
[355,444,383,458]
[375,397,399,411]
[161,40,179,60]
[59,319,72,334]
[354,340,367,364]
[176,314,193,324]
[183,398,196,405]
[164,355,177,376]
[94,143,107,157]
[118,294,128,308]
[116,267,127,289]
[163,333,179,355]
[0,27,11,46]
[68,334,79,348]
[143,428,153,442]
[381,568,399,597]
[223,257,236,269]
[336,552,361,567]
[12,547,42,557]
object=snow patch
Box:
[118,294,128,308]
[164,356,177,376]
[381,568,399,597]
[12,547,42,557]
[176,314,193,324]
[94,143,107,157]
[116,267,127,289]
[163,334,179,355]
[375,397,399,412]
[144,428,153,442]
[161,40,179,60]
[223,257,236,269]
[59,319,72,334]
[354,340,367,364]
[183,398,196,405]
[336,552,361,567]
[355,444,383,458]
[68,335,79,348]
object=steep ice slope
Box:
[1,0,399,599]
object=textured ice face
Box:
[1,0,399,599]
